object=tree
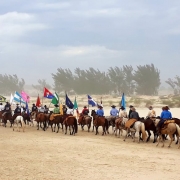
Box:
[32,79,51,93]
[0,74,25,95]
[166,76,180,95]
[133,64,161,95]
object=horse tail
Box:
[140,122,147,141]
[74,117,78,133]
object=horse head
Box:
[91,109,96,116]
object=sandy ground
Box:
[0,108,180,180]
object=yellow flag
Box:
[60,104,63,115]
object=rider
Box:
[0,103,4,111]
[21,105,26,115]
[129,107,140,120]
[119,106,127,118]
[147,106,156,118]
[32,104,38,112]
[14,104,21,115]
[44,105,49,114]
[3,102,11,116]
[39,104,45,113]
[157,106,172,134]
[110,105,119,117]
[96,105,104,117]
[63,105,67,115]
[128,105,134,119]
[81,106,89,116]
[53,104,60,114]
[66,108,74,115]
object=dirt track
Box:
[0,123,180,180]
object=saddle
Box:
[125,119,137,129]
[161,120,175,130]
[50,114,60,121]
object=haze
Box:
[0,0,180,85]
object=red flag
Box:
[43,87,54,99]
[36,95,41,107]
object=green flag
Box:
[51,92,59,105]
[0,95,6,102]
[73,97,78,109]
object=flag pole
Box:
[87,94,89,110]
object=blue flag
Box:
[65,94,74,109]
[26,101,30,115]
[121,93,126,109]
[88,95,97,107]
[13,91,26,104]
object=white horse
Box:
[123,119,147,143]
[13,115,25,132]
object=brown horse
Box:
[92,112,108,136]
[2,112,13,127]
[63,116,78,135]
[48,113,64,133]
[78,114,92,132]
[35,112,48,131]
[154,119,180,148]
[139,117,157,143]
[91,110,109,134]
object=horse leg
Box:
[81,124,83,131]
[57,123,60,133]
[168,134,173,148]
[95,126,98,135]
[65,125,67,135]
[37,122,39,130]
[61,123,64,132]
[153,131,157,143]
[124,129,129,141]
[146,130,151,142]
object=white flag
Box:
[10,93,15,104]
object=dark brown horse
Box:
[63,116,78,135]
[78,114,92,132]
[139,117,157,143]
[22,113,32,126]
[91,110,108,135]
[2,112,14,127]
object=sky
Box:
[0,0,180,85]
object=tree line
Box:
[52,64,161,95]
[0,64,162,96]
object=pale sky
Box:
[0,0,180,85]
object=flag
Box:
[0,95,6,102]
[26,101,30,115]
[10,93,15,104]
[43,87,54,99]
[88,95,97,107]
[21,91,30,103]
[51,92,59,105]
[65,94,74,109]
[36,95,41,107]
[121,93,126,109]
[13,91,26,104]
[59,104,63,115]
[73,97,79,118]
[73,97,78,109]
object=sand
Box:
[0,107,180,180]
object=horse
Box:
[22,113,33,126]
[139,117,157,143]
[2,112,13,127]
[105,115,117,133]
[63,116,78,135]
[91,110,109,133]
[78,114,92,132]
[13,115,25,132]
[92,113,108,136]
[35,112,48,131]
[48,113,63,133]
[123,118,147,143]
[114,117,128,137]
[154,118,180,148]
